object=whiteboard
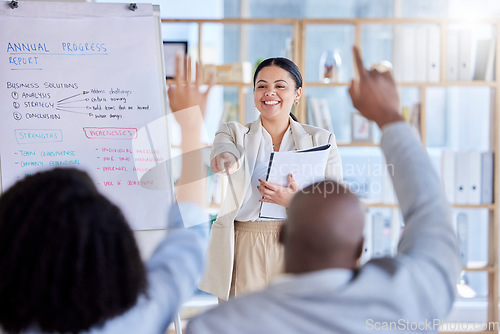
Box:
[0,1,175,230]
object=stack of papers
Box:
[259,144,331,219]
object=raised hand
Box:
[168,54,213,206]
[348,46,404,129]
[167,54,215,115]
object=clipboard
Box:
[259,144,331,219]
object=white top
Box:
[234,125,295,222]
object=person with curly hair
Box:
[0,55,212,334]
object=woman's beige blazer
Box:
[199,116,343,300]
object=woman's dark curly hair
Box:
[0,168,147,333]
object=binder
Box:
[360,210,373,264]
[447,29,459,81]
[441,150,456,203]
[415,25,428,82]
[393,25,405,82]
[427,25,441,82]
[389,210,402,257]
[454,151,469,204]
[473,38,496,81]
[371,212,385,258]
[401,26,416,82]
[481,151,494,204]
[382,157,396,204]
[259,144,331,219]
[458,29,473,81]
[467,150,481,205]
[456,212,468,266]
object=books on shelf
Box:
[306,96,333,132]
[440,150,493,205]
[204,62,252,83]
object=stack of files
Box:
[394,24,440,82]
[448,28,474,81]
[259,144,331,219]
[441,150,494,205]
[448,27,496,82]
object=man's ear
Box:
[278,223,287,245]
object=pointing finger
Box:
[352,46,367,79]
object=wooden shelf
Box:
[166,80,252,87]
[396,81,498,87]
[463,263,496,272]
[451,204,496,210]
[361,202,398,208]
[304,81,351,87]
[162,18,299,25]
[181,81,500,88]
[337,141,379,147]
[301,18,500,25]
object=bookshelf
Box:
[162,17,499,331]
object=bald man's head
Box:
[280,180,365,273]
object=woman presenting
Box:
[199,58,343,301]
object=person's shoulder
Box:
[221,120,253,133]
[198,291,265,318]
[186,293,263,333]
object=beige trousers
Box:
[229,220,285,298]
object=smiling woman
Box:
[199,57,344,301]
[254,63,300,131]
